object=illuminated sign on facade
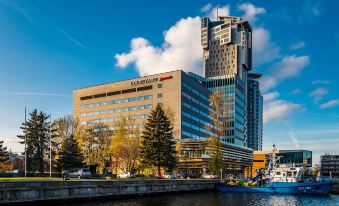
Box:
[130,75,173,86]
[160,76,173,81]
[130,77,158,86]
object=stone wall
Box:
[0,179,218,204]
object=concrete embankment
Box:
[0,179,218,204]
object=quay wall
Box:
[331,184,339,194]
[0,179,218,204]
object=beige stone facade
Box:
[73,70,182,139]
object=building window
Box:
[157,84,162,88]
[157,93,162,98]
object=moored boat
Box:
[218,145,335,194]
[218,181,334,194]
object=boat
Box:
[217,145,335,194]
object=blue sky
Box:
[0,0,338,164]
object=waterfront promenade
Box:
[0,179,218,204]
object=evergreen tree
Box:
[0,140,12,171]
[54,134,84,171]
[139,104,176,177]
[17,109,56,174]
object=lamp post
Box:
[49,113,52,178]
[24,107,27,178]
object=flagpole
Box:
[49,113,52,178]
[24,107,27,178]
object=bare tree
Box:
[205,91,228,175]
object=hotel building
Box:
[74,69,253,174]
[74,70,212,141]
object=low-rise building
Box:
[247,149,312,177]
[320,154,339,177]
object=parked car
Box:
[117,172,136,178]
[187,173,201,179]
[69,168,91,179]
[164,173,176,179]
[201,174,218,179]
[175,173,185,179]
[175,173,200,179]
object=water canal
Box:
[63,191,339,206]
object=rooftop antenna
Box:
[216,8,219,20]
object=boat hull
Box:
[217,182,334,194]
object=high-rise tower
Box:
[247,73,263,151]
[201,16,252,78]
[201,16,252,148]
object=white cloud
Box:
[202,4,231,20]
[289,41,306,50]
[261,55,310,92]
[298,0,323,23]
[115,3,281,77]
[263,99,302,123]
[201,3,212,13]
[237,3,266,25]
[319,99,339,109]
[260,76,277,93]
[308,87,328,103]
[262,91,302,123]
[288,88,301,95]
[263,92,279,102]
[270,55,310,80]
[236,3,279,67]
[312,79,331,84]
[252,28,280,67]
[115,17,203,76]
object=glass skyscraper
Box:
[247,73,263,150]
[201,15,257,149]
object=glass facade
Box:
[321,154,339,177]
[181,73,213,141]
[204,74,247,147]
[278,150,312,167]
[247,74,263,151]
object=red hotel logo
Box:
[160,75,173,81]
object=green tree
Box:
[0,140,12,171]
[205,91,228,175]
[17,109,56,174]
[110,117,140,173]
[54,134,84,171]
[139,104,176,177]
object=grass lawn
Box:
[0,177,62,181]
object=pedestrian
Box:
[62,169,69,181]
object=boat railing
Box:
[301,175,333,183]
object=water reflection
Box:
[65,192,339,206]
